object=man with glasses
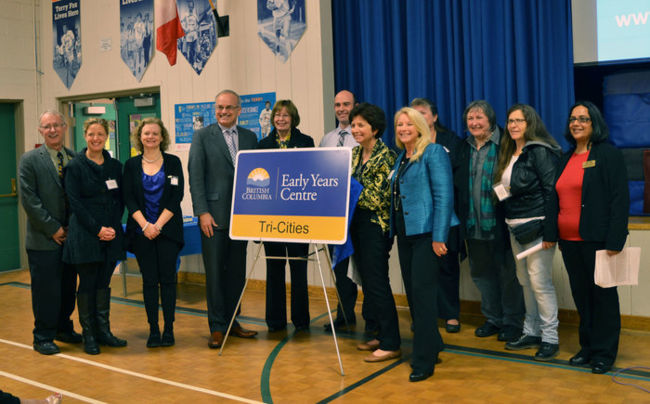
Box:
[18,110,81,355]
[189,89,259,349]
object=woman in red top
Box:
[554,101,629,375]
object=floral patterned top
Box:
[351,139,396,233]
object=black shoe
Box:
[95,288,127,347]
[294,324,310,332]
[161,328,175,347]
[147,332,162,348]
[534,342,559,361]
[324,319,355,332]
[475,322,500,337]
[497,326,522,342]
[268,324,287,332]
[505,335,542,350]
[569,351,591,367]
[33,341,60,355]
[591,361,612,374]
[409,370,434,382]
[55,330,83,344]
[445,322,461,333]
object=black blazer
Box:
[554,142,629,251]
[258,127,314,149]
[123,152,185,250]
[63,149,125,264]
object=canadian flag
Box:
[155,0,185,66]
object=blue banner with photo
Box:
[257,0,306,62]
[174,102,215,147]
[120,0,154,81]
[240,92,276,141]
[176,0,217,74]
[52,0,81,89]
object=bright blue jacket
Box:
[390,143,459,242]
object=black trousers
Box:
[264,242,310,328]
[437,225,461,320]
[27,248,77,343]
[350,209,400,351]
[559,240,621,365]
[133,234,181,326]
[201,230,247,333]
[396,230,444,374]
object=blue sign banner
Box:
[120,0,154,81]
[257,0,306,62]
[176,0,217,74]
[52,0,81,89]
[174,102,215,145]
[230,148,351,243]
[239,92,276,141]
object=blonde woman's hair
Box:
[394,107,431,161]
[131,117,170,152]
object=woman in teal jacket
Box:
[390,107,458,382]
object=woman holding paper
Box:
[123,118,184,348]
[63,118,127,355]
[493,104,561,361]
[555,101,629,374]
[348,103,401,364]
[390,107,457,382]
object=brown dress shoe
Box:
[231,325,258,338]
[357,339,380,351]
[364,349,402,363]
[208,331,224,349]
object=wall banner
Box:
[239,92,276,141]
[52,0,81,89]
[230,148,351,244]
[176,0,217,74]
[120,0,154,81]
[257,0,306,62]
[174,101,214,150]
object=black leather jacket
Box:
[503,142,561,241]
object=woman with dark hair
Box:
[258,100,313,332]
[123,117,184,347]
[390,107,457,382]
[555,101,629,374]
[348,103,401,363]
[63,118,127,355]
[410,97,463,333]
[493,104,561,361]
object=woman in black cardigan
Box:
[257,100,314,332]
[123,118,184,347]
[554,101,629,374]
[63,118,127,355]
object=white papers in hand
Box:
[594,247,640,288]
[515,242,543,261]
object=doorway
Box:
[0,103,20,271]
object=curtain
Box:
[332,0,574,150]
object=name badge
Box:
[170,175,179,186]
[105,179,118,190]
[582,160,596,169]
[492,182,511,201]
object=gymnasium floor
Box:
[1,269,649,403]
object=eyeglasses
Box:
[216,105,239,111]
[507,118,526,125]
[40,123,66,130]
[569,116,591,124]
[275,114,291,119]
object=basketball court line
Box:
[0,370,105,403]
[0,338,263,403]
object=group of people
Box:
[19,90,628,383]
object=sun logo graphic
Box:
[247,168,270,187]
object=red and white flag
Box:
[155,0,185,65]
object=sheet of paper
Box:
[594,247,641,288]
[515,242,543,261]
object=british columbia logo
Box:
[243,168,272,200]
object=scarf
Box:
[467,141,497,235]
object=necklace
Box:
[142,154,162,163]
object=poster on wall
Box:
[52,0,81,89]
[257,0,306,62]
[174,102,215,151]
[120,0,154,81]
[239,92,276,141]
[176,0,218,74]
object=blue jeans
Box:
[508,233,559,344]
[467,239,524,329]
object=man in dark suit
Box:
[188,89,259,348]
[18,110,81,355]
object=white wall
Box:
[4,0,648,317]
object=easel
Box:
[218,239,351,376]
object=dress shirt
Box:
[320,125,359,148]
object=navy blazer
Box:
[257,127,314,149]
[554,142,629,251]
[123,152,185,250]
[390,143,459,242]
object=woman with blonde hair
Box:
[390,107,458,382]
[123,117,184,347]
